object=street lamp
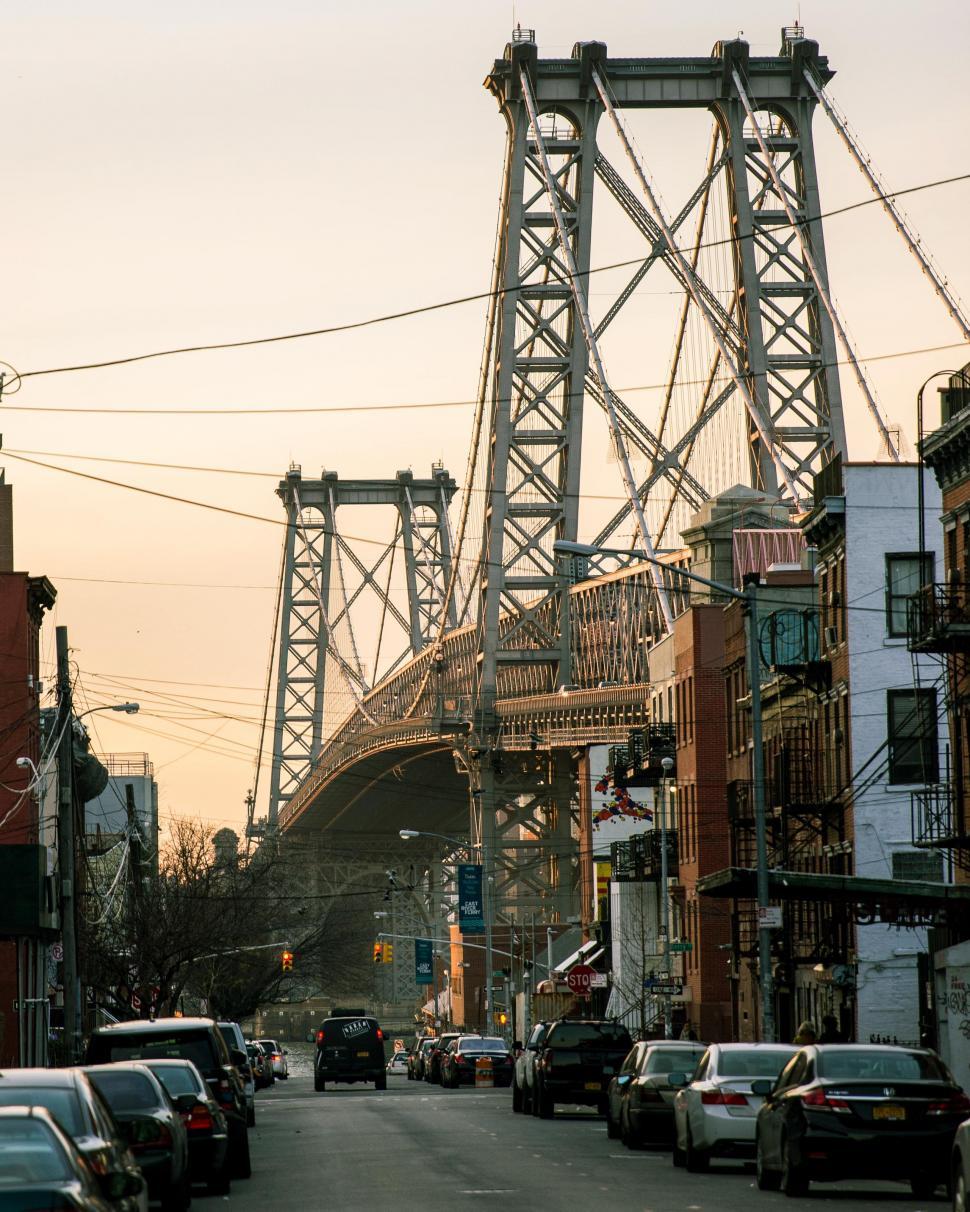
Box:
[916,369,969,570]
[78,703,140,719]
[660,755,674,1039]
[400,827,495,1032]
[553,538,777,1043]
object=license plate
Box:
[357,1050,370,1057]
[584,1081,602,1091]
[873,1104,906,1121]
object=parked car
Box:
[410,1038,436,1082]
[218,1022,256,1126]
[424,1033,460,1085]
[513,1022,549,1114]
[441,1036,513,1088]
[531,1018,633,1119]
[86,1016,251,1181]
[247,1040,274,1089]
[256,1038,289,1080]
[83,1063,191,1212]
[613,1039,708,1147]
[671,1042,796,1169]
[0,1066,146,1211]
[145,1059,231,1197]
[386,1050,409,1075]
[755,1043,970,1198]
[0,1105,144,1211]
[314,1015,387,1091]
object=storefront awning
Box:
[697,866,970,925]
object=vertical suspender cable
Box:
[519,68,674,632]
[730,69,900,462]
[591,65,802,505]
[804,68,970,343]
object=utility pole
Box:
[744,574,776,1044]
[55,626,80,1062]
[660,756,674,1038]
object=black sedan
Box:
[147,1059,231,1196]
[0,1105,144,1209]
[440,1036,514,1088]
[0,1066,145,1210]
[85,1063,191,1212]
[755,1043,970,1198]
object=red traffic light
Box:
[281,949,294,973]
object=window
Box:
[887,689,938,785]
[886,553,933,636]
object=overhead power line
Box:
[5,171,968,386]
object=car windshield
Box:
[643,1048,705,1076]
[421,1041,435,1054]
[547,1023,632,1049]
[147,1065,203,1099]
[0,1087,83,1136]
[817,1049,949,1082]
[321,1021,378,1045]
[87,1070,158,1112]
[0,1120,71,1185]
[716,1048,795,1078]
[93,1031,217,1075]
[258,1040,280,1052]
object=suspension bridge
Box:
[248,28,970,1001]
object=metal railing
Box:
[907,583,970,652]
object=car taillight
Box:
[316,1030,324,1044]
[801,1087,849,1113]
[455,1054,468,1066]
[187,1105,215,1132]
[701,1088,748,1107]
[927,1093,970,1116]
[85,1147,110,1176]
[377,1028,384,1041]
[130,1120,172,1152]
[542,1055,553,1071]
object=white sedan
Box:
[386,1051,409,1074]
[672,1042,796,1171]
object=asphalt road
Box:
[206,1044,947,1211]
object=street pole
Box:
[55,626,80,1062]
[744,575,776,1044]
[660,756,673,1038]
[482,836,494,1034]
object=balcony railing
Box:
[907,583,970,653]
[611,830,679,882]
[911,783,970,852]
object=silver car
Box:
[257,1039,289,1080]
[672,1042,796,1171]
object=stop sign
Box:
[566,963,596,995]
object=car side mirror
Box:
[102,1170,144,1201]
[513,1041,523,1052]
[283,1049,289,1055]
[667,1072,689,1089]
[175,1092,199,1113]
[230,1048,248,1067]
[617,1073,633,1087]
[750,1079,773,1097]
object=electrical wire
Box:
[7,171,968,386]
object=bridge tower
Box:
[262,465,457,834]
[470,30,852,921]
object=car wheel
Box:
[537,1084,554,1120]
[756,1133,781,1191]
[512,1080,522,1113]
[207,1158,231,1198]
[231,1123,252,1180]
[606,1107,620,1140]
[910,1172,938,1199]
[375,1073,387,1091]
[685,1124,708,1174]
[314,1071,326,1092]
[780,1137,807,1198]
[955,1165,967,1212]
[672,1134,686,1168]
[159,1170,190,1212]
[246,1104,256,1128]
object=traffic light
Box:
[383,943,394,964]
[281,950,293,973]
[373,942,383,963]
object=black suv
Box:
[531,1018,633,1119]
[314,1015,386,1090]
[85,1016,251,1179]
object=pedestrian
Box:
[818,1014,842,1044]
[793,1020,817,1046]
[679,1022,698,1041]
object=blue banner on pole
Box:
[415,938,433,986]
[458,863,485,933]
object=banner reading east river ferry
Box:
[414,937,433,985]
[458,863,485,933]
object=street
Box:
[226,1045,944,1211]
